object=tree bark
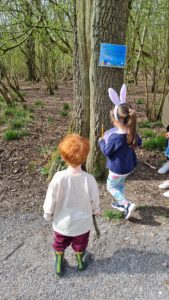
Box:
[26,33,37,81]
[71,0,92,137]
[25,2,37,81]
[133,0,151,85]
[72,0,129,177]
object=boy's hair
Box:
[58,134,90,166]
[110,104,137,146]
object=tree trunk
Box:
[71,0,92,137]
[26,33,37,81]
[72,0,130,177]
[25,2,37,81]
[133,0,151,85]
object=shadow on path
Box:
[63,247,169,278]
[129,205,169,226]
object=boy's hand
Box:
[98,137,104,142]
[166,132,169,139]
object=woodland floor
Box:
[1,81,169,300]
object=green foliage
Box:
[10,118,25,129]
[60,110,68,117]
[139,120,163,129]
[40,166,49,176]
[0,95,4,102]
[141,129,156,138]
[3,128,30,140]
[4,107,16,117]
[19,129,30,137]
[136,99,144,105]
[1,102,33,141]
[153,120,163,128]
[0,116,7,125]
[143,135,166,151]
[63,103,70,110]
[47,150,66,180]
[59,103,71,118]
[103,210,123,221]
[35,100,44,108]
[47,116,54,124]
[3,129,20,140]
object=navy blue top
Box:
[99,130,142,175]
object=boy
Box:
[43,134,100,275]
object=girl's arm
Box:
[43,176,58,221]
[99,136,123,157]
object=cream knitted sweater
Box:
[43,166,100,236]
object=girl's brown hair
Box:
[110,104,137,146]
[58,134,90,166]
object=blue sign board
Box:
[99,43,127,68]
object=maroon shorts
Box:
[53,231,90,252]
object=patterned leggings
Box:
[107,172,129,205]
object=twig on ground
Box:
[142,161,156,170]
[4,242,24,261]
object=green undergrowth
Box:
[140,129,156,138]
[103,209,123,221]
[60,103,70,118]
[40,148,66,180]
[47,116,54,124]
[139,120,163,129]
[139,119,166,152]
[136,98,144,105]
[35,100,44,108]
[4,129,30,141]
[143,135,166,151]
[0,97,33,141]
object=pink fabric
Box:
[53,231,90,252]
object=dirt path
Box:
[1,82,169,300]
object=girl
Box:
[99,85,142,220]
[43,134,100,275]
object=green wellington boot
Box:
[54,251,65,276]
[76,250,94,271]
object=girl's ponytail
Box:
[114,104,137,147]
[127,109,137,146]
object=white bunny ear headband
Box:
[108,84,127,120]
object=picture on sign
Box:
[99,43,127,68]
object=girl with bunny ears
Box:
[99,84,142,220]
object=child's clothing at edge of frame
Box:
[165,125,169,159]
[43,166,100,237]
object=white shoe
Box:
[163,191,169,198]
[124,203,136,220]
[158,162,169,174]
[159,180,169,189]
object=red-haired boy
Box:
[43,134,100,275]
